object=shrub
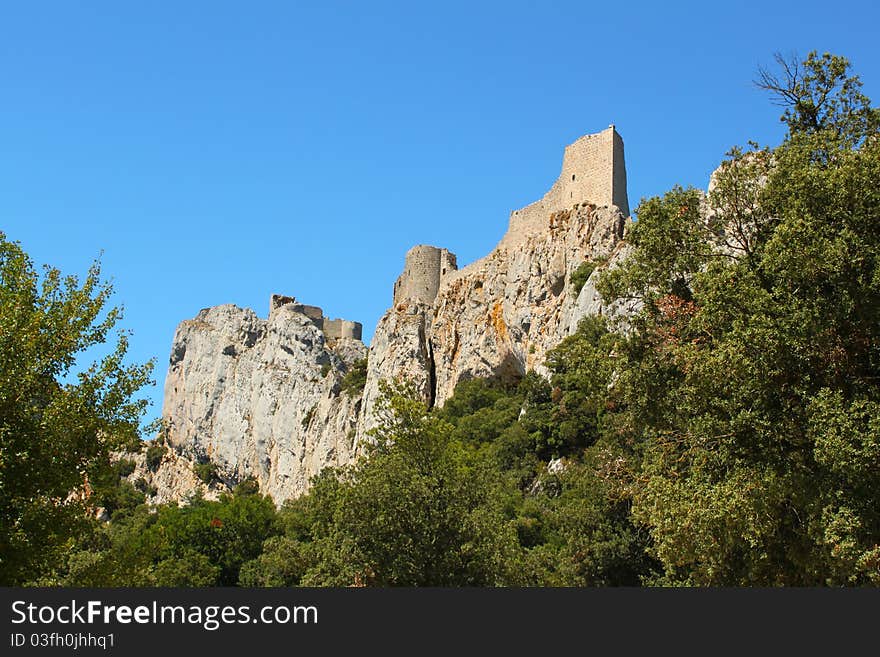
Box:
[114,459,136,478]
[570,260,597,296]
[134,477,158,497]
[341,358,368,395]
[145,443,166,472]
[194,462,219,485]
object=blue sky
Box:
[2,1,878,426]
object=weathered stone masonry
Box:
[501,124,628,249]
[270,293,363,341]
[392,245,458,306]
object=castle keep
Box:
[501,125,628,247]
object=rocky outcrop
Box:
[148,126,636,505]
[357,128,632,432]
[357,300,436,439]
[119,446,227,506]
[430,203,628,403]
[149,299,365,504]
[356,203,628,436]
[563,241,642,335]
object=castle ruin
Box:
[501,125,628,247]
[390,126,629,306]
[392,245,458,306]
[323,318,363,341]
[270,294,363,341]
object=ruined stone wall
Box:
[270,294,296,312]
[501,125,628,249]
[392,245,458,306]
[298,304,324,326]
[271,295,322,328]
[440,249,457,282]
[324,318,363,341]
[269,294,361,341]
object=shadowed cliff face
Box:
[144,127,634,504]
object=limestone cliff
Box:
[121,444,227,506]
[357,126,630,431]
[141,297,365,503]
[431,203,627,402]
[145,125,634,504]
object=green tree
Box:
[437,378,522,447]
[60,483,279,586]
[570,260,598,296]
[756,51,880,142]
[505,319,659,586]
[536,459,658,586]
[238,536,309,586]
[0,234,154,585]
[544,315,617,456]
[598,52,880,585]
[305,381,519,586]
[340,357,368,395]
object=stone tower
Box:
[392,245,458,306]
[502,125,628,247]
[557,124,628,215]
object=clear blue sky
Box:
[2,1,878,426]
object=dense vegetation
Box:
[0,237,154,585]
[2,52,878,586]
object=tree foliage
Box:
[598,51,880,585]
[0,234,154,584]
[57,483,279,587]
[340,357,368,395]
[306,381,519,586]
[756,51,880,143]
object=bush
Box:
[341,358,368,395]
[233,477,261,496]
[145,443,166,472]
[134,477,157,497]
[570,260,597,296]
[114,459,136,478]
[194,462,219,485]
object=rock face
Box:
[150,299,365,503]
[357,125,631,432]
[147,125,633,504]
[429,203,627,403]
[563,241,642,335]
[357,202,629,436]
[120,446,226,506]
